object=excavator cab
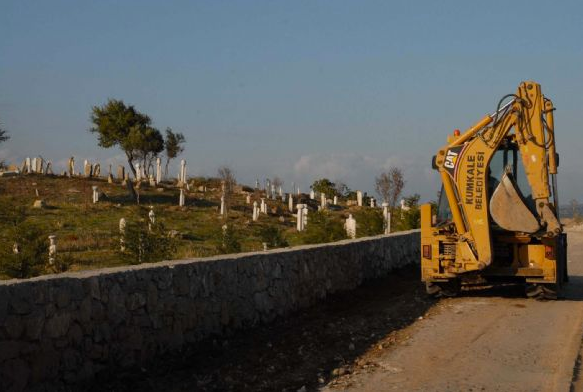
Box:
[421,81,568,300]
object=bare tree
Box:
[375,167,405,209]
[218,165,237,216]
[272,177,283,194]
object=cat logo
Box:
[444,149,458,169]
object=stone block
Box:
[45,312,71,339]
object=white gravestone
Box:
[220,195,225,215]
[345,214,356,239]
[333,195,338,205]
[92,186,99,203]
[48,235,56,265]
[260,198,267,214]
[119,218,126,251]
[296,204,305,231]
[310,190,315,200]
[179,188,185,207]
[356,190,363,207]
[253,201,259,221]
[148,207,155,231]
[370,197,376,208]
[321,193,327,209]
[156,157,162,184]
[246,194,251,204]
[288,194,294,212]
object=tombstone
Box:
[382,202,391,234]
[45,162,53,175]
[31,157,37,173]
[179,159,186,184]
[122,172,129,186]
[93,163,101,177]
[266,179,271,194]
[370,197,376,208]
[260,198,267,214]
[400,199,411,212]
[356,190,363,207]
[13,243,19,254]
[179,188,185,207]
[321,193,327,209]
[68,157,75,177]
[333,195,338,205]
[252,201,259,221]
[149,174,156,187]
[296,204,305,232]
[271,185,276,199]
[48,235,57,265]
[84,160,92,177]
[117,165,125,181]
[135,163,141,181]
[297,186,301,196]
[220,195,225,216]
[288,194,294,212]
[35,157,43,173]
[92,186,99,203]
[24,157,31,173]
[345,214,356,239]
[310,190,315,200]
[119,218,127,251]
[246,194,251,204]
[303,205,309,225]
[148,207,155,231]
[156,157,162,184]
[108,173,114,184]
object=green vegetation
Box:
[301,211,346,244]
[0,174,421,280]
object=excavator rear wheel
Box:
[426,279,461,298]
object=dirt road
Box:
[88,229,583,392]
[326,228,583,392]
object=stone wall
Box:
[0,230,420,390]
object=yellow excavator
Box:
[421,81,567,300]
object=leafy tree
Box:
[0,120,9,144]
[301,211,346,244]
[375,167,405,208]
[127,126,164,176]
[164,128,186,177]
[90,99,152,178]
[311,178,337,197]
[353,208,384,237]
[334,181,351,198]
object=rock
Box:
[45,312,71,338]
[32,199,46,208]
[348,342,355,351]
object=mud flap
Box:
[490,171,540,233]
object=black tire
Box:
[426,279,461,298]
[526,283,559,300]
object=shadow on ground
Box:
[80,265,435,392]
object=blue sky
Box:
[1,0,582,202]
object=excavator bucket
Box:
[490,171,540,233]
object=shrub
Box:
[119,209,176,264]
[0,223,49,279]
[353,208,384,237]
[301,211,346,244]
[257,225,288,248]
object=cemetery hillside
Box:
[0,165,422,280]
